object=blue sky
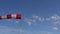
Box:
[0,0,60,34]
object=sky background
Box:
[0,0,60,34]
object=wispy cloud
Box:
[46,14,60,21]
[48,26,59,30]
[47,32,53,34]
[22,30,53,34]
[46,14,60,25]
[52,27,59,30]
[32,15,45,22]
[32,15,39,19]
[7,19,21,25]
[24,18,36,26]
[0,26,23,34]
[24,15,45,26]
[24,14,60,26]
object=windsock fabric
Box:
[0,14,21,20]
[16,14,21,19]
[7,14,12,19]
[0,16,2,19]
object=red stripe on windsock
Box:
[16,14,21,19]
[0,16,2,20]
[7,14,12,19]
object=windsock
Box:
[0,14,21,20]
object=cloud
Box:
[32,15,39,19]
[24,15,46,26]
[32,15,45,22]
[22,30,53,34]
[0,26,24,34]
[0,26,54,34]
[48,26,59,30]
[24,18,36,26]
[7,19,21,25]
[23,14,60,30]
[27,21,32,26]
[38,18,45,22]
[46,14,60,25]
[52,27,59,30]
[47,32,53,34]
[37,31,53,34]
[46,14,60,21]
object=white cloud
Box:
[46,14,60,21]
[32,15,39,19]
[38,31,53,34]
[27,21,32,26]
[38,18,45,22]
[11,29,24,33]
[22,30,53,34]
[24,15,46,26]
[0,26,54,34]
[0,26,24,34]
[47,32,53,34]
[23,14,60,28]
[52,20,60,25]
[24,18,36,26]
[32,15,45,22]
[46,14,60,25]
[52,27,59,30]
[48,26,59,30]
[24,18,32,26]
[7,19,21,25]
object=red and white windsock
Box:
[0,14,21,20]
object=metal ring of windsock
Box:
[0,14,21,20]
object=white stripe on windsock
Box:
[2,16,6,19]
[11,14,16,18]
